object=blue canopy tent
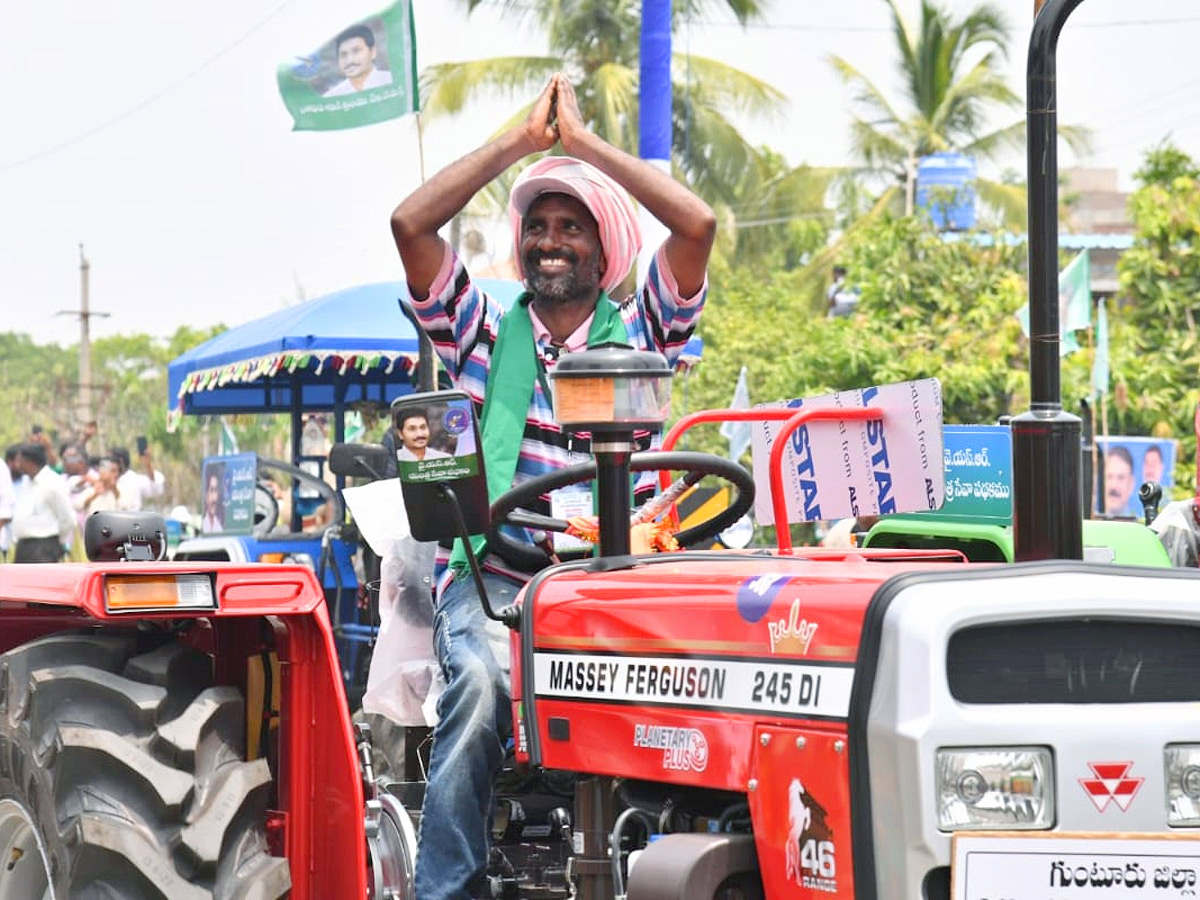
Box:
[168,278,702,432]
[168,279,521,421]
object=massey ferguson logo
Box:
[1080,761,1144,812]
[632,725,709,772]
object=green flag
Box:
[1015,250,1091,356]
[1058,250,1091,354]
[277,1,418,132]
[218,417,239,455]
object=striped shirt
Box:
[408,243,707,589]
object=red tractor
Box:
[3,380,1200,900]
[3,2,1197,897]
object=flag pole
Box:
[412,112,435,390]
[415,110,427,182]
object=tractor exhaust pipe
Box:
[1012,0,1087,561]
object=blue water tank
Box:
[916,153,977,230]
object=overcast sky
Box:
[2,0,1195,348]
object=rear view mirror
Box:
[329,442,392,480]
[390,390,489,541]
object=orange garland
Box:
[564,516,680,554]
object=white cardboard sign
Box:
[750,378,945,524]
[952,832,1200,899]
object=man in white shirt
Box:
[73,457,135,518]
[61,443,97,532]
[11,443,74,563]
[111,445,166,511]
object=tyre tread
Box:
[0,631,290,899]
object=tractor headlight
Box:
[936,747,1054,831]
[1165,745,1200,827]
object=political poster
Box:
[276,1,418,132]
[934,425,1012,524]
[1096,436,1177,518]
[200,453,257,536]
[750,379,945,525]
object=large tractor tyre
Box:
[0,631,291,900]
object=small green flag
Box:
[1015,250,1091,356]
[218,417,240,455]
[277,1,418,132]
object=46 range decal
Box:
[533,653,854,719]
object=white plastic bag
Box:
[343,479,443,725]
[1150,499,1200,568]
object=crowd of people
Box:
[0,423,166,563]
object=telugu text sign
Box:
[952,832,1200,899]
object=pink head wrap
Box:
[508,156,642,294]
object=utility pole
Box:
[57,244,110,431]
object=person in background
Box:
[73,457,133,518]
[59,443,95,561]
[0,448,13,562]
[820,514,880,548]
[3,445,29,560]
[29,425,59,470]
[75,419,98,452]
[60,443,95,530]
[110,444,165,511]
[11,443,73,563]
[826,264,860,318]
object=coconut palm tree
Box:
[421,0,798,223]
[829,0,1090,226]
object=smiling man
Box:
[388,72,715,900]
[322,24,392,97]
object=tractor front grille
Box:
[946,618,1200,704]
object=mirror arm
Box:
[353,455,387,482]
[437,483,521,630]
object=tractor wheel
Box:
[0,631,291,900]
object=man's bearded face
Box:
[520,193,606,304]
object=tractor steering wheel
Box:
[487,450,755,572]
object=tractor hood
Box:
[512,550,962,789]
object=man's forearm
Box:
[392,128,532,240]
[562,128,715,297]
[562,129,715,245]
[392,127,534,294]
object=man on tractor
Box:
[389,72,716,900]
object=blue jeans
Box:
[415,571,519,900]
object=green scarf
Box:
[449,291,627,576]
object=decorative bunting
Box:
[177,348,421,399]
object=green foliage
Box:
[1111,143,1200,495]
[679,216,1034,458]
[829,0,1089,227]
[0,335,76,451]
[426,0,824,268]
[0,323,295,513]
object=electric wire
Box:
[0,0,300,174]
